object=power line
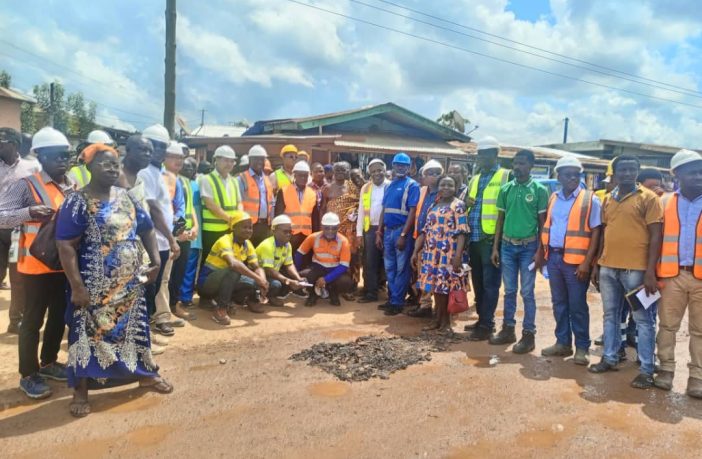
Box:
[286,0,702,110]
[350,0,702,99]
[372,0,702,96]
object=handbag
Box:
[447,288,468,314]
[29,209,62,270]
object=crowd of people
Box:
[0,123,701,418]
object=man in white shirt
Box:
[138,124,182,337]
[356,159,389,303]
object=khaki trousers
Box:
[154,253,174,324]
[657,270,702,379]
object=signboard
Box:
[531,165,551,180]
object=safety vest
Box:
[18,173,65,275]
[274,168,292,190]
[69,164,91,189]
[541,189,594,265]
[282,184,316,235]
[240,170,273,224]
[657,193,702,279]
[202,172,240,232]
[179,175,194,230]
[413,186,438,238]
[360,181,387,232]
[311,232,347,268]
[467,168,509,235]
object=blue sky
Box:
[1,0,701,148]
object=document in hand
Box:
[625,285,661,311]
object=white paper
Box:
[636,289,661,310]
[528,262,535,271]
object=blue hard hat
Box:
[392,152,411,165]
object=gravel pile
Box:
[290,333,463,381]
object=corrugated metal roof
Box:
[189,124,247,137]
[0,87,35,103]
[334,134,467,156]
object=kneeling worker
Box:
[256,214,308,306]
[197,211,269,325]
[295,212,353,306]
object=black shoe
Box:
[626,333,637,348]
[513,330,535,354]
[377,302,391,311]
[329,291,341,306]
[467,326,492,341]
[631,373,654,389]
[6,322,20,334]
[594,334,604,346]
[356,295,378,304]
[463,322,479,331]
[151,322,175,336]
[489,325,517,345]
[407,307,432,318]
[618,347,628,362]
[384,307,402,316]
[305,293,318,307]
[588,359,619,373]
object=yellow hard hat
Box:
[229,210,252,230]
[296,150,310,160]
[280,144,298,157]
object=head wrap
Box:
[229,210,252,230]
[80,143,119,165]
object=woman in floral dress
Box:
[57,144,173,417]
[412,176,469,331]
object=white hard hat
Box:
[366,158,386,173]
[239,155,249,167]
[142,124,170,144]
[554,156,583,173]
[86,129,115,146]
[422,159,444,175]
[213,145,237,160]
[248,144,268,158]
[166,140,184,156]
[477,136,500,152]
[671,149,702,172]
[178,142,190,154]
[31,127,70,152]
[321,212,341,226]
[293,161,310,173]
[271,214,292,228]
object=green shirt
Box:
[255,236,293,272]
[496,178,549,239]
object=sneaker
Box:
[291,289,309,299]
[573,348,590,366]
[6,321,20,334]
[38,362,67,381]
[211,308,231,325]
[513,330,536,354]
[151,333,170,346]
[19,374,52,399]
[631,373,654,389]
[489,325,517,345]
[653,370,674,391]
[541,343,573,357]
[588,358,618,373]
[151,322,175,336]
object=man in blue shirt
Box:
[536,157,601,365]
[376,152,420,315]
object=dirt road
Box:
[1,278,701,458]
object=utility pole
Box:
[562,117,569,144]
[49,82,55,127]
[200,108,206,127]
[164,0,177,137]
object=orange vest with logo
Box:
[541,189,594,265]
[19,173,66,275]
[657,193,702,279]
[282,184,317,235]
[240,170,273,224]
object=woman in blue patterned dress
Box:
[57,144,173,418]
[412,176,469,331]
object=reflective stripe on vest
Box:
[69,165,91,189]
[312,233,347,268]
[282,184,316,235]
[384,179,411,216]
[361,181,388,232]
[468,168,509,235]
[657,193,702,279]
[541,189,594,265]
[19,173,65,275]
[274,168,292,190]
[240,171,273,224]
[413,186,429,239]
[179,175,194,230]
[202,172,239,232]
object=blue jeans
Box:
[500,240,537,332]
[547,252,590,349]
[383,225,414,308]
[267,278,289,299]
[179,248,201,303]
[599,267,657,375]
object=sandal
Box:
[139,377,174,394]
[69,399,91,418]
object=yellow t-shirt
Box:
[255,236,293,271]
[204,234,258,270]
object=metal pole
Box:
[563,117,569,144]
[164,0,177,137]
[200,108,205,127]
[49,82,55,127]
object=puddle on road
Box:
[308,381,350,397]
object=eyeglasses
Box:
[94,160,121,170]
[424,170,441,177]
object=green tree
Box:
[33,81,68,133]
[0,70,10,88]
[67,92,97,138]
[20,103,35,134]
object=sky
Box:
[1,0,701,148]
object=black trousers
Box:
[19,273,67,377]
[202,230,229,266]
[250,221,270,247]
[198,269,255,306]
[362,226,383,299]
[469,239,502,330]
[306,264,353,295]
[169,240,191,307]
[8,262,24,324]
[0,228,11,284]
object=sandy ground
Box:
[0,276,701,458]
